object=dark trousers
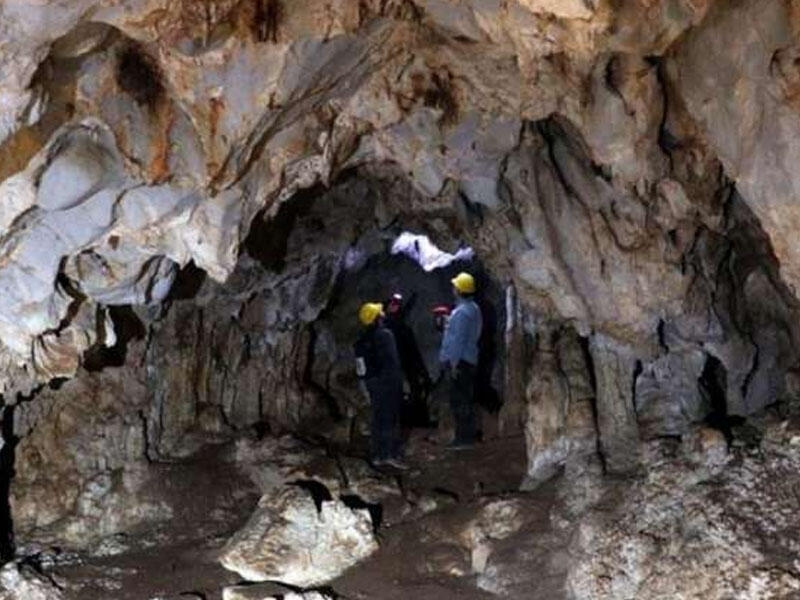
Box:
[400,374,431,427]
[366,377,403,460]
[449,361,477,444]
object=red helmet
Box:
[432,304,451,332]
[432,304,451,316]
[388,293,403,314]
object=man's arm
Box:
[439,310,468,369]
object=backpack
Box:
[353,330,380,380]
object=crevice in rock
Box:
[138,409,153,463]
[339,494,383,532]
[116,42,165,112]
[578,334,606,472]
[0,404,17,562]
[654,56,680,164]
[47,377,68,391]
[358,0,423,25]
[656,318,668,353]
[422,70,459,126]
[533,119,604,318]
[578,335,598,396]
[83,306,147,372]
[603,55,635,117]
[251,0,283,44]
[303,324,345,425]
[631,360,643,418]
[167,261,208,302]
[699,354,733,444]
[431,487,461,503]
[17,555,65,590]
[289,479,333,513]
[49,266,87,336]
[459,191,485,228]
[740,343,760,404]
[243,188,317,272]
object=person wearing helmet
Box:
[353,302,409,470]
[384,292,433,428]
[439,272,483,449]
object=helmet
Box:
[451,272,476,294]
[432,304,451,316]
[432,303,451,332]
[358,302,384,326]
[387,293,403,314]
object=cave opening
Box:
[50,177,527,595]
[311,228,507,453]
[699,353,736,444]
[243,186,318,272]
[83,306,147,372]
[80,172,520,482]
[209,171,512,459]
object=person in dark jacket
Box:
[439,272,483,449]
[384,293,433,427]
[354,302,409,470]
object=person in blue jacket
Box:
[439,272,483,449]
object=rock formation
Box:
[219,484,378,586]
[0,561,64,600]
[1,0,800,598]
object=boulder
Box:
[0,562,64,600]
[223,587,332,600]
[460,499,526,575]
[219,485,378,587]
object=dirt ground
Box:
[42,428,565,600]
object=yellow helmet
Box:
[358,302,384,326]
[451,272,476,294]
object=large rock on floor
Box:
[223,587,333,600]
[219,485,378,587]
[0,562,64,600]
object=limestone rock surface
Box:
[2,1,800,597]
[219,485,378,587]
[0,0,793,405]
[9,365,171,549]
[0,562,64,600]
[566,422,800,599]
[223,588,333,600]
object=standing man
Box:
[354,302,409,470]
[439,272,483,449]
[384,293,433,427]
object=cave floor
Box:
[332,439,565,600]
[42,429,566,600]
[44,442,261,599]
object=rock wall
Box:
[0,0,794,392]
